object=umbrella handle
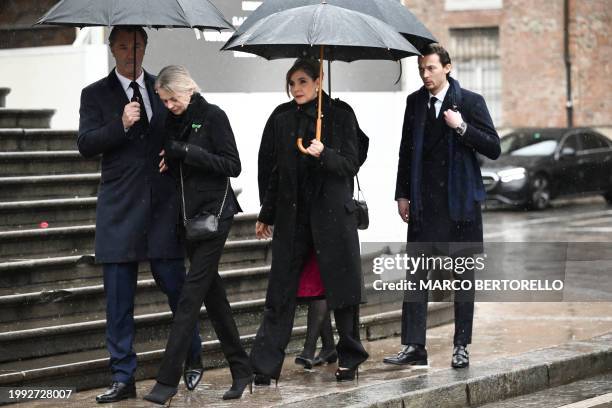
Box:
[297,46,325,154]
[296,137,308,154]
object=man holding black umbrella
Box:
[385,43,500,370]
[78,27,202,403]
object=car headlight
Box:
[498,167,526,183]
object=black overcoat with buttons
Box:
[78,69,183,263]
[258,100,364,310]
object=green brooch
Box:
[192,123,202,132]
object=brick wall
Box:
[402,0,611,128]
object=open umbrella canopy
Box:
[224,0,436,52]
[223,3,420,62]
[37,0,233,30]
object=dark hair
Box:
[421,43,451,77]
[108,26,148,47]
[285,58,320,97]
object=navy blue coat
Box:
[395,77,500,237]
[78,69,183,263]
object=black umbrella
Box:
[223,3,420,153]
[37,0,233,79]
[226,0,436,52]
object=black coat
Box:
[78,69,183,263]
[395,77,500,248]
[258,100,363,310]
[164,93,242,225]
[258,94,369,204]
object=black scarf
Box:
[165,92,206,142]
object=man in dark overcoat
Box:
[383,43,500,369]
[77,27,201,403]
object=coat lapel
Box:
[106,69,130,113]
[144,71,161,127]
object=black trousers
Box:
[250,223,368,380]
[401,260,475,347]
[156,218,251,387]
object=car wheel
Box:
[529,175,551,210]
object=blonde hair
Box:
[155,65,201,95]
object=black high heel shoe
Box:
[143,382,177,406]
[223,376,254,400]
[294,355,315,369]
[335,366,359,382]
[253,373,278,387]
[313,349,338,366]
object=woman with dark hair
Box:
[143,65,252,405]
[250,58,369,384]
[257,59,369,371]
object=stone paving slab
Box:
[478,373,612,408]
[9,302,612,407]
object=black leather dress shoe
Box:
[95,381,136,403]
[183,356,204,391]
[382,344,428,366]
[451,345,469,368]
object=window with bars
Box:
[450,27,502,126]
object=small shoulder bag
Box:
[354,175,369,230]
[179,164,229,241]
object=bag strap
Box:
[354,174,365,201]
[179,163,229,223]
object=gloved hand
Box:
[164,140,189,160]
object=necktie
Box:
[428,96,437,121]
[129,81,149,127]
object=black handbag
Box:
[354,175,369,230]
[180,164,229,241]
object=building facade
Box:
[403,0,611,129]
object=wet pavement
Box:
[8,198,612,407]
[13,301,612,407]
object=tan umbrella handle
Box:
[297,46,325,154]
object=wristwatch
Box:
[455,121,467,136]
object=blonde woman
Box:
[143,65,251,405]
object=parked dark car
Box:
[480,128,612,210]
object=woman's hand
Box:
[158,149,168,173]
[164,140,189,160]
[306,139,325,158]
[255,221,273,239]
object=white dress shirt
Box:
[428,81,450,119]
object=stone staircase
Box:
[0,87,452,391]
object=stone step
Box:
[0,264,272,325]
[0,303,452,391]
[0,224,270,267]
[0,151,99,176]
[0,214,262,294]
[0,88,9,108]
[0,129,77,151]
[0,195,253,233]
[0,173,100,200]
[0,197,98,229]
[0,108,55,129]
[0,286,406,365]
[0,258,391,327]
